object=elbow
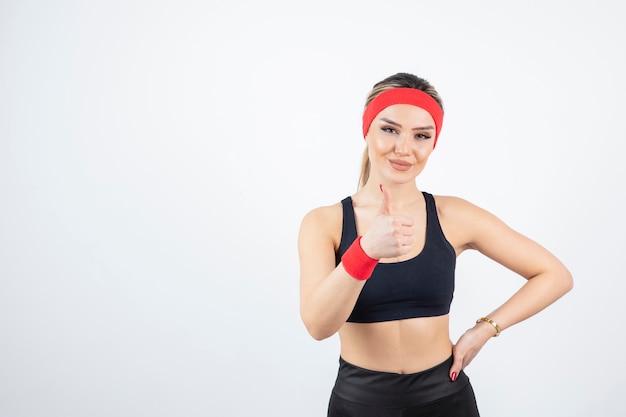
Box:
[300,311,337,341]
[553,264,574,297]
[563,268,574,294]
[307,326,333,341]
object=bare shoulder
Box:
[431,194,486,219]
[431,194,503,252]
[431,194,468,209]
[300,201,343,229]
[298,201,344,250]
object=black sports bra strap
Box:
[422,192,453,248]
[336,197,358,265]
[423,192,435,228]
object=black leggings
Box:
[328,356,480,417]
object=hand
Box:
[360,185,414,260]
[449,324,494,381]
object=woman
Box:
[297,72,573,416]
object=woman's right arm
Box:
[298,189,414,340]
[298,206,367,341]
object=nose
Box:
[394,133,411,155]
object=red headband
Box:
[362,88,444,148]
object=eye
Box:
[381,126,398,134]
[415,133,432,140]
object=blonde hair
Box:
[357,73,444,190]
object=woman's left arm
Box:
[443,197,573,380]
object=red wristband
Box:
[341,236,379,280]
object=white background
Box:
[1,1,624,416]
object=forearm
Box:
[450,267,573,376]
[301,264,365,340]
[477,267,573,335]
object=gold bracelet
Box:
[476,317,501,337]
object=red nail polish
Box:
[379,184,383,192]
[451,372,457,382]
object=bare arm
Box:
[299,189,415,340]
[443,197,573,378]
[298,206,366,340]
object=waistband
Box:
[331,355,470,408]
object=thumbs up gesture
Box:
[360,185,415,260]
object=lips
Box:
[389,159,412,171]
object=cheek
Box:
[366,136,390,158]
[415,145,434,160]
[368,135,389,150]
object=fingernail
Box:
[451,372,457,382]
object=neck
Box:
[359,179,422,208]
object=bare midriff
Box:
[338,315,452,374]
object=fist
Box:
[360,185,414,260]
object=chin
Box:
[387,167,423,181]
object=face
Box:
[365,104,436,183]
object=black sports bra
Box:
[336,192,456,323]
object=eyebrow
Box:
[380,117,434,131]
